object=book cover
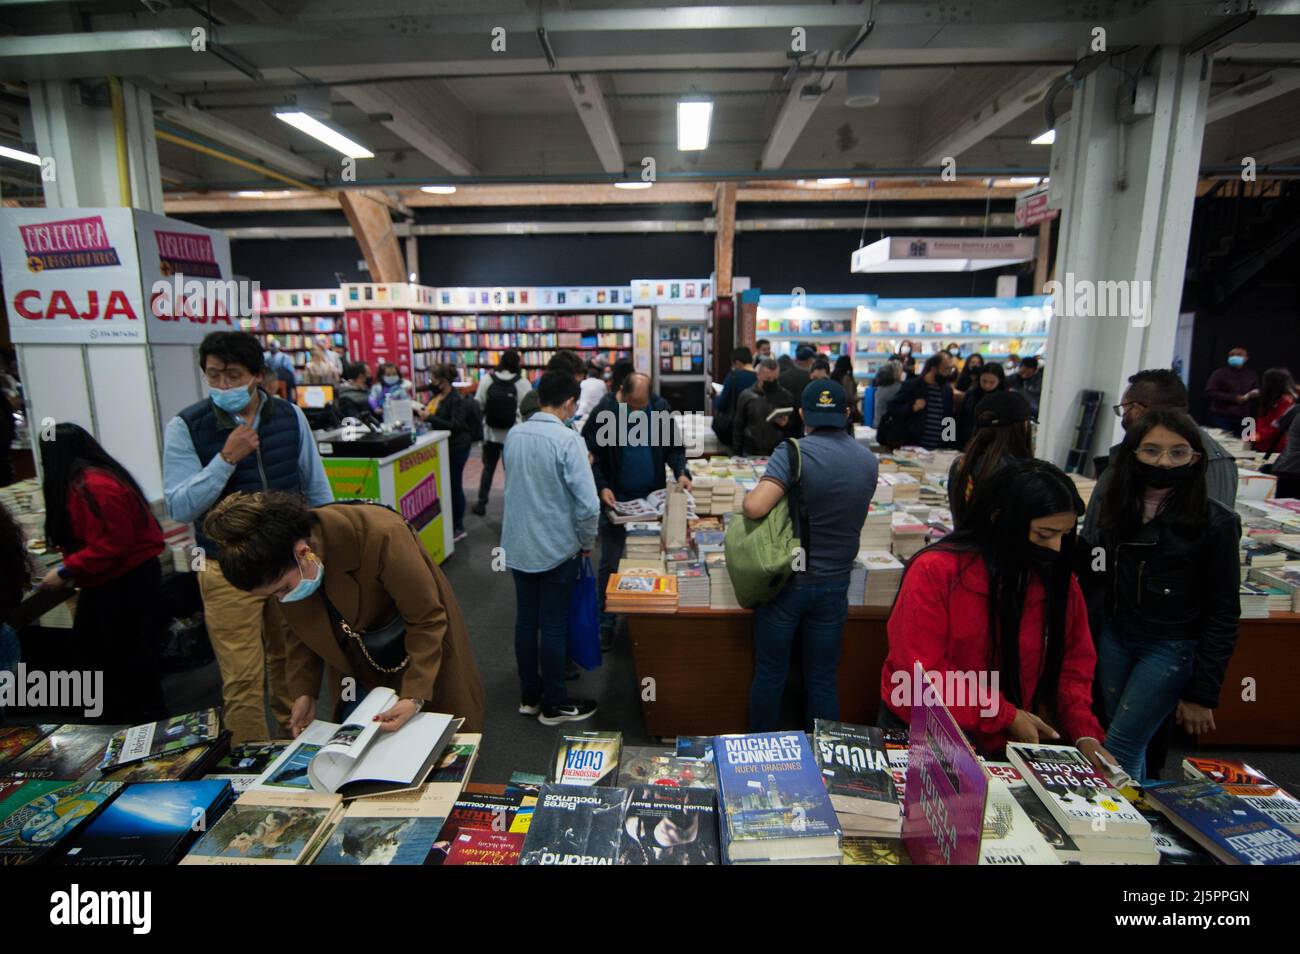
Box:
[203,741,290,792]
[100,744,212,784]
[312,815,444,865]
[97,709,221,770]
[2,724,124,781]
[427,734,480,786]
[0,725,58,768]
[1181,757,1274,786]
[1006,743,1148,838]
[0,779,67,825]
[425,787,537,864]
[813,720,898,816]
[675,736,715,762]
[550,731,622,787]
[984,762,1081,856]
[713,731,842,859]
[519,784,627,865]
[978,776,1061,865]
[443,830,525,865]
[618,751,716,790]
[1145,781,1300,865]
[619,784,718,865]
[60,780,234,866]
[842,836,911,865]
[1222,784,1300,835]
[181,797,341,865]
[0,780,124,864]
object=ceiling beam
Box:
[1255,136,1300,165]
[565,73,623,175]
[333,80,478,177]
[714,181,737,296]
[1206,69,1300,124]
[157,106,323,180]
[338,189,406,283]
[760,75,826,170]
[915,66,1061,168]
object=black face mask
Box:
[762,380,778,395]
[1134,460,1197,489]
[1023,542,1061,574]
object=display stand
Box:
[319,429,454,564]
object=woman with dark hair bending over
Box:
[1088,409,1240,782]
[203,491,484,735]
[881,459,1117,771]
[36,423,167,723]
[947,390,1034,526]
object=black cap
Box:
[802,379,849,427]
[974,391,1032,429]
[795,344,817,361]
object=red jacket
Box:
[881,548,1104,756]
[1254,395,1294,453]
[60,468,164,587]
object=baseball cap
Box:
[801,379,849,428]
[973,391,1032,429]
[795,344,818,361]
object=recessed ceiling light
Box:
[420,185,457,194]
[0,144,41,165]
[614,181,653,190]
[274,110,374,159]
[677,98,713,151]
[1031,129,1056,145]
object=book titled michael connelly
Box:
[519,784,627,865]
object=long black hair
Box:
[40,423,154,551]
[951,420,1034,524]
[900,458,1084,710]
[956,353,986,392]
[1097,408,1208,536]
[1260,368,1296,415]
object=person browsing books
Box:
[947,390,1034,526]
[732,358,795,456]
[201,491,484,736]
[741,380,877,731]
[881,459,1117,773]
[1084,410,1241,783]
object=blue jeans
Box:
[1096,623,1197,784]
[750,578,849,732]
[512,556,580,708]
[449,446,469,534]
[596,512,627,632]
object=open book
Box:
[765,406,794,423]
[248,688,458,799]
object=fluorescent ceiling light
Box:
[420,185,457,194]
[1006,177,1045,185]
[0,144,41,165]
[236,190,266,197]
[677,99,713,151]
[614,181,653,190]
[274,110,374,159]
[815,177,851,186]
[1031,129,1056,145]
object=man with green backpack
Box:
[726,379,878,731]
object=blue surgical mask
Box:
[210,383,253,413]
[384,375,400,386]
[280,553,323,603]
[1227,355,1246,368]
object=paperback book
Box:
[426,784,538,865]
[1221,784,1300,835]
[519,784,627,865]
[1181,757,1274,786]
[60,780,234,865]
[618,749,716,789]
[1006,743,1149,839]
[1144,781,1300,865]
[312,787,451,866]
[180,790,343,865]
[100,735,229,784]
[619,783,719,865]
[550,731,622,786]
[977,775,1061,865]
[0,779,124,864]
[0,725,58,768]
[203,741,290,793]
[97,709,221,771]
[841,837,910,865]
[443,830,526,865]
[812,720,900,827]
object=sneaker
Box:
[453,529,468,543]
[471,502,487,516]
[518,698,541,717]
[538,700,598,725]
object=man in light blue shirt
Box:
[502,370,600,725]
[163,331,332,742]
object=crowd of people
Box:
[0,330,1275,786]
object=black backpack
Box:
[484,372,519,430]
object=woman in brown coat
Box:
[203,491,484,736]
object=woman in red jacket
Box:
[880,458,1118,772]
[1250,368,1296,453]
[36,423,167,724]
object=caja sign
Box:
[134,210,246,344]
[0,208,145,344]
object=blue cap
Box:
[801,379,848,427]
[795,344,818,361]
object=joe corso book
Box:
[1006,743,1148,838]
[59,780,235,866]
[713,731,842,863]
[813,720,899,819]
[1145,781,1300,865]
[519,784,627,866]
[0,779,124,864]
[619,784,718,865]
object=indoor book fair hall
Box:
[1,0,1300,899]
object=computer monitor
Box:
[296,385,335,409]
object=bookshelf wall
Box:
[243,288,345,373]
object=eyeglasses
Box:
[1135,444,1200,466]
[1113,401,1143,418]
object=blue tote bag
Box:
[567,557,602,670]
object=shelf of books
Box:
[342,283,636,400]
[853,294,1052,377]
[242,288,346,374]
[753,293,863,363]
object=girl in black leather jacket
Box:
[1088,409,1241,782]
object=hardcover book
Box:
[519,784,627,865]
[1145,781,1300,865]
[100,740,223,785]
[550,731,622,787]
[0,780,124,864]
[1221,784,1300,835]
[812,720,899,820]
[1006,743,1149,839]
[619,784,719,865]
[0,725,58,768]
[443,830,525,865]
[180,791,343,865]
[97,709,221,771]
[60,780,234,866]
[713,731,842,863]
[0,779,69,825]
[2,724,125,781]
[314,782,456,865]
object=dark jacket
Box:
[581,393,690,496]
[425,389,480,453]
[1089,500,1241,708]
[778,365,812,409]
[1008,370,1043,418]
[336,384,371,422]
[1204,365,1259,419]
[885,375,955,448]
[733,382,794,456]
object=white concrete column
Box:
[1037,46,1211,469]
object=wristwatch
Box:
[218,450,237,466]
[405,697,426,710]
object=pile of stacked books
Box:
[708,561,741,609]
[673,562,711,608]
[859,505,893,551]
[624,522,664,563]
[861,551,905,606]
[890,511,929,559]
[1246,563,1300,611]
[1239,581,1289,618]
[813,721,901,838]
